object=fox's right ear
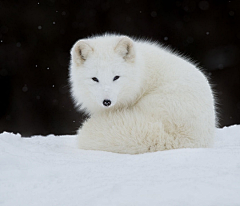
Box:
[71,40,93,66]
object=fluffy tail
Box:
[77,108,214,154]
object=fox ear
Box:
[71,40,93,66]
[115,36,135,62]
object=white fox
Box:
[69,34,217,154]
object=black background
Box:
[0,0,239,136]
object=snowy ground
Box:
[0,126,240,206]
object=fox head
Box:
[69,35,144,114]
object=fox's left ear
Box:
[114,36,135,62]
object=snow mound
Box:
[1,126,240,206]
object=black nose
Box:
[103,99,111,107]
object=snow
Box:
[0,125,240,206]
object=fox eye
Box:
[92,77,99,82]
[113,76,120,81]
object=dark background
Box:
[0,0,239,136]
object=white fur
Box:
[69,34,217,154]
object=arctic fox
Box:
[69,34,217,154]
